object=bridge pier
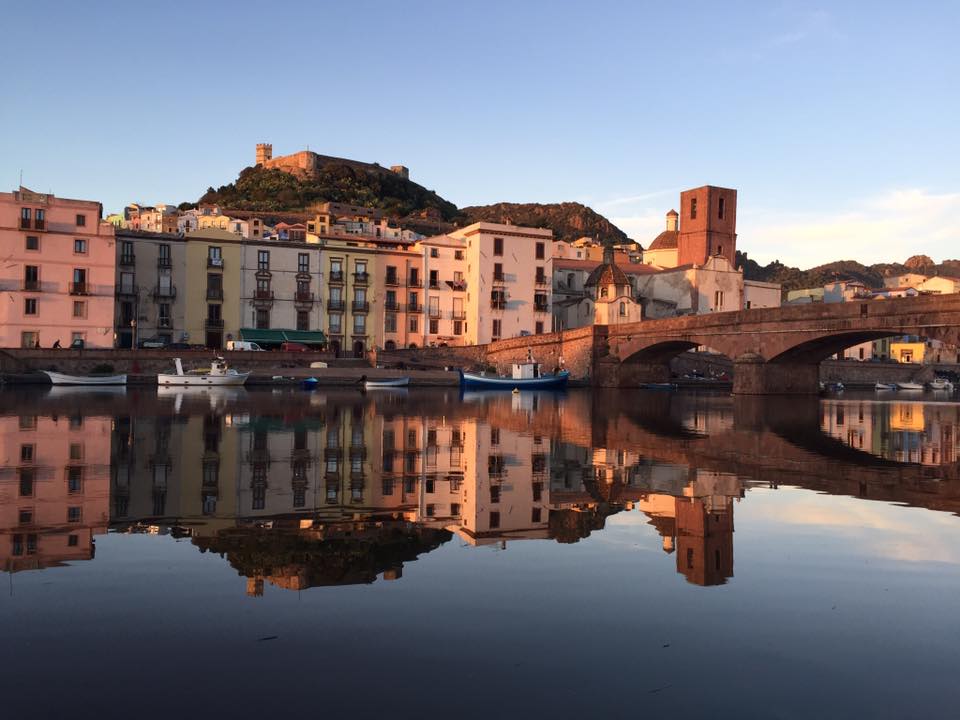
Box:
[610,361,672,387]
[732,353,820,395]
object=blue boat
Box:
[459,362,570,391]
[301,377,320,390]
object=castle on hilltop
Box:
[255,143,409,180]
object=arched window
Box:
[600,287,608,298]
[619,302,626,316]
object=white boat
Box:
[929,378,954,391]
[364,377,410,389]
[43,370,127,386]
[157,357,250,387]
[896,381,924,391]
[875,382,897,391]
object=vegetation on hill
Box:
[198,164,459,221]
[459,202,631,245]
[737,251,960,291]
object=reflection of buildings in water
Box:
[821,400,960,465]
[99,405,742,590]
[0,413,110,573]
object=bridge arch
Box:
[768,330,898,364]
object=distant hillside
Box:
[737,251,960,292]
[197,164,460,221]
[460,202,631,245]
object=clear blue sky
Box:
[2,0,957,267]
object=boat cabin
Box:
[512,362,542,379]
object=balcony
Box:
[450,280,467,292]
[206,257,224,269]
[384,301,401,312]
[294,291,315,304]
[328,299,345,312]
[157,256,172,269]
[352,301,369,313]
[253,289,275,304]
[429,280,441,289]
[534,302,550,313]
[205,318,224,329]
[158,318,172,329]
[490,299,506,310]
[116,284,139,297]
[353,272,369,285]
[451,310,466,320]
[22,280,41,292]
[119,253,136,266]
[328,271,344,284]
[535,275,549,287]
[385,274,399,286]
[492,274,506,285]
[20,217,30,230]
[428,306,441,319]
[407,302,422,313]
[69,282,89,295]
[408,276,422,288]
[206,287,223,301]
[152,285,177,300]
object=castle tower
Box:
[255,143,273,166]
[390,165,410,179]
[677,185,737,267]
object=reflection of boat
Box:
[875,382,897,391]
[45,385,128,396]
[365,377,409,389]
[158,357,249,386]
[897,382,924,391]
[929,378,954,391]
[820,381,844,392]
[641,383,678,390]
[460,363,569,390]
[43,370,127,386]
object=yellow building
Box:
[890,341,925,364]
[183,228,243,349]
[319,237,380,357]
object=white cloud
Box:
[740,188,960,267]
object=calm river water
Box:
[1,386,959,719]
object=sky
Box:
[1,0,957,268]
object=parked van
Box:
[225,340,265,352]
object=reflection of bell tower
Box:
[677,185,737,267]
[675,496,734,586]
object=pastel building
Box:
[0,187,116,348]
[183,228,243,349]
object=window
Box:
[329,314,342,334]
[208,246,222,265]
[257,250,270,271]
[493,263,504,281]
[492,319,501,338]
[535,321,544,334]
[489,511,500,529]
[298,253,309,273]
[24,298,37,315]
[718,197,725,219]
[256,277,271,295]
[21,331,38,349]
[158,244,171,266]
[714,290,724,310]
[535,242,545,259]
[67,466,83,493]
[76,214,86,227]
[532,508,542,523]
[409,316,419,332]
[297,310,309,331]
[429,296,439,317]
[25,235,38,251]
[454,250,464,260]
[353,314,366,334]
[69,443,83,461]
[430,248,439,258]
[429,269,439,288]
[454,320,463,335]
[68,535,79,547]
[158,303,170,327]
[619,302,626,316]
[690,198,698,219]
[20,444,34,463]
[67,506,82,523]
[24,265,39,290]
[20,207,31,228]
[385,313,397,333]
[72,268,87,292]
[74,239,87,254]
[493,237,504,256]
[19,509,33,525]
[429,319,439,334]
[255,308,270,329]
[717,244,723,256]
[19,469,34,497]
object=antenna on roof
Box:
[18,169,22,187]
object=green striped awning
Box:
[239,328,327,346]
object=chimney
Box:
[666,209,679,232]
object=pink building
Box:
[0,187,116,348]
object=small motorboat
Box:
[896,381,924,391]
[301,377,320,390]
[364,377,409,389]
[929,378,955,391]
[460,361,569,391]
[875,381,897,391]
[641,382,678,390]
[821,381,844,393]
[43,370,127,386]
[158,357,249,387]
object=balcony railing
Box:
[22,280,41,292]
[408,276,422,287]
[205,318,224,329]
[491,299,506,310]
[69,282,89,295]
[429,280,441,289]
[206,287,223,300]
[152,285,176,299]
[158,318,172,329]
[353,272,369,285]
[207,257,224,269]
[253,290,275,302]
[119,253,136,266]
[328,271,344,283]
[407,303,421,313]
[451,310,466,320]
[534,302,550,313]
[384,301,400,312]
[328,299,345,312]
[352,301,370,313]
[535,276,549,286]
[385,274,399,286]
[450,281,467,292]
[493,274,506,284]
[116,284,139,297]
[428,306,441,318]
[20,217,30,230]
[157,256,172,268]
[294,291,315,304]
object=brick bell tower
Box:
[677,185,737,267]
